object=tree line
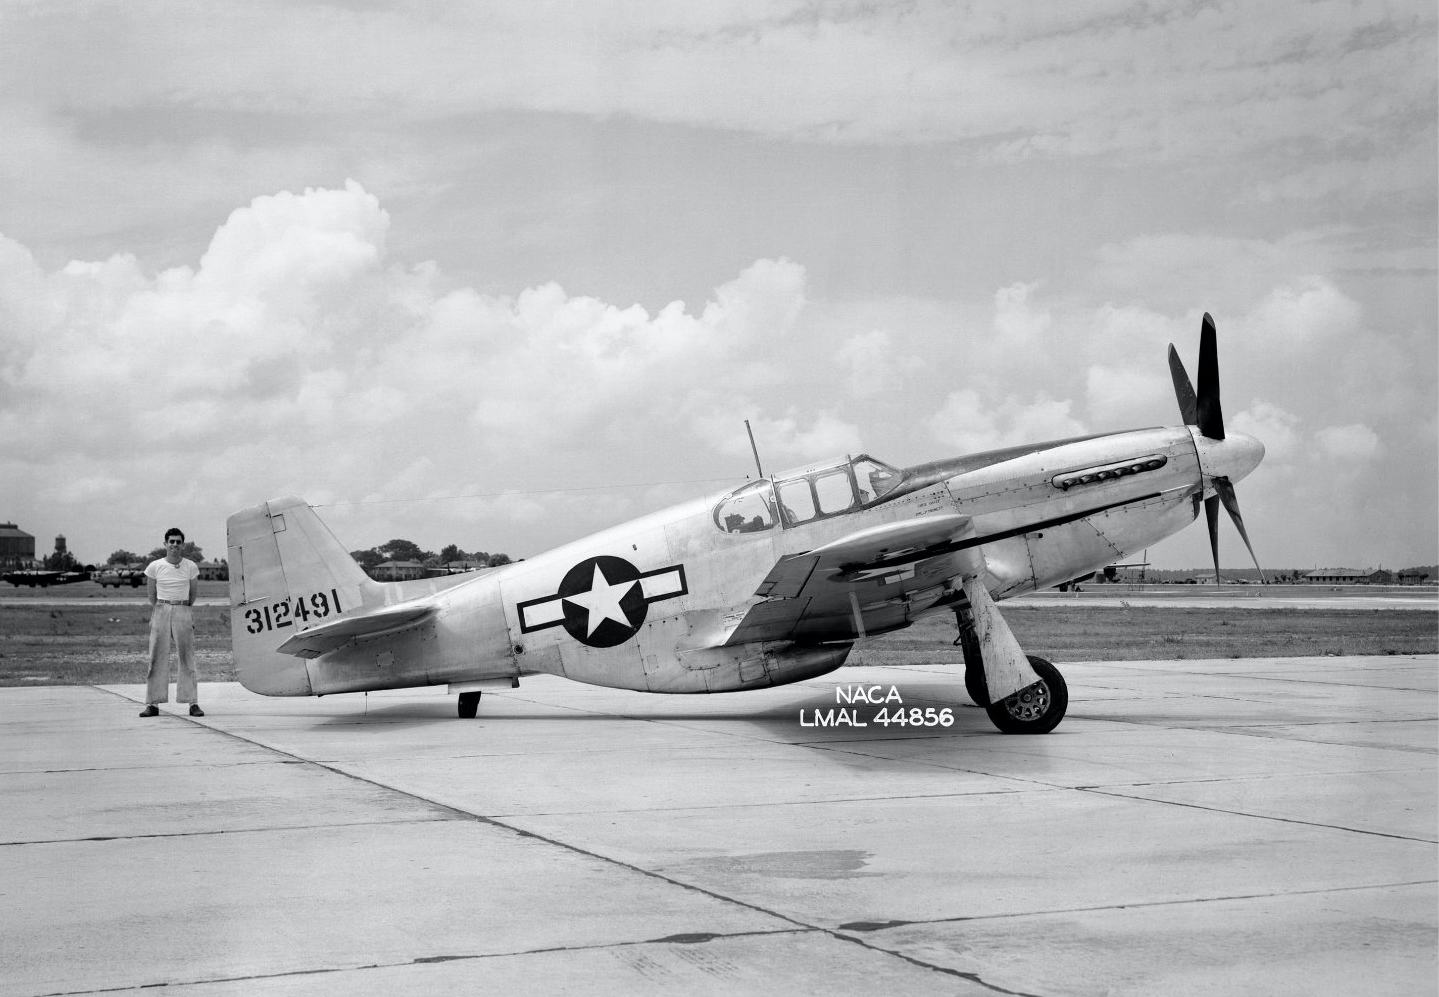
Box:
[106,543,206,565]
[349,540,512,571]
[100,539,510,573]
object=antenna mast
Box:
[744,420,765,479]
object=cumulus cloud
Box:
[1090,234,1343,313]
[929,389,1086,454]
[1232,402,1302,466]
[1243,276,1365,349]
[835,330,923,398]
[751,410,864,464]
[689,401,862,466]
[1314,423,1383,463]
[460,257,808,456]
[992,282,1052,343]
[1,178,1430,571]
[1085,363,1173,431]
[2,182,411,462]
[0,182,845,555]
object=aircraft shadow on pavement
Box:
[301,685,998,742]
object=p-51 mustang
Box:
[227,316,1263,733]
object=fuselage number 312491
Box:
[244,588,345,635]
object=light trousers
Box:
[145,603,198,705]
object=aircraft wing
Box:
[274,604,436,658]
[754,514,974,597]
[726,491,1165,646]
[727,514,978,645]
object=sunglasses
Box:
[166,539,184,545]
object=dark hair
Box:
[165,528,185,543]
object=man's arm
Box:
[146,576,157,606]
[188,573,199,606]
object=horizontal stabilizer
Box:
[275,605,436,659]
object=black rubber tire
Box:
[964,664,989,707]
[985,655,1068,735]
[457,691,481,719]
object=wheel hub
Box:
[1001,680,1050,721]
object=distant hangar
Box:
[0,522,36,568]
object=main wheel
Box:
[457,691,481,719]
[985,655,1067,735]
[964,664,989,707]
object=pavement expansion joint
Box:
[11,655,1428,996]
[2,815,459,848]
[112,710,1080,992]
[1227,719,1439,729]
[1077,785,1439,842]
[183,720,826,931]
[35,928,832,996]
[6,757,308,777]
[485,786,1032,819]
[830,935,1053,997]
[1076,765,1435,792]
[841,878,1439,931]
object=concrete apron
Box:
[0,654,1434,996]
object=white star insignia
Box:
[562,563,637,637]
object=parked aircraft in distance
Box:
[3,568,89,588]
[1056,556,1152,590]
[227,315,1263,733]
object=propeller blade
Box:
[1214,477,1265,582]
[1196,313,1225,439]
[1205,494,1221,585]
[1184,314,1262,585]
[1167,344,1198,426]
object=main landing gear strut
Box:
[954,604,1068,735]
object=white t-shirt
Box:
[145,557,200,602]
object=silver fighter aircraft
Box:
[227,316,1263,733]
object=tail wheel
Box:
[985,655,1068,735]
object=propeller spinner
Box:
[1168,314,1265,584]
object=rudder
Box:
[227,497,378,695]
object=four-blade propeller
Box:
[1168,314,1265,585]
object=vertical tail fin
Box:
[226,497,378,695]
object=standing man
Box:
[139,528,203,717]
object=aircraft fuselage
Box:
[279,423,1242,697]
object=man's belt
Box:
[156,599,189,605]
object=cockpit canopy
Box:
[713,454,903,533]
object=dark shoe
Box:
[189,704,205,717]
[139,705,159,717]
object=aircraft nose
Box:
[1193,429,1265,484]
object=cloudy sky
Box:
[1,1,1434,573]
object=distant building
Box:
[0,522,36,568]
[1397,570,1432,585]
[198,560,229,581]
[371,560,426,582]
[1303,568,1389,584]
[440,559,489,573]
